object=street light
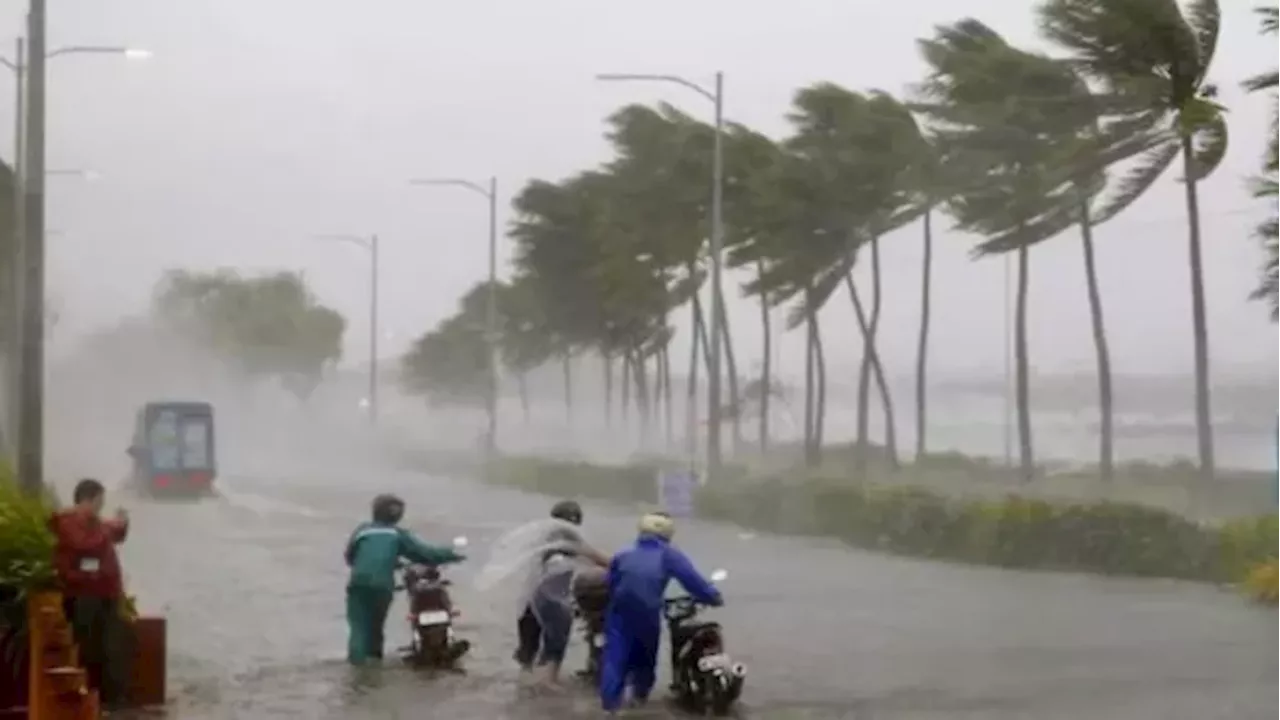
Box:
[45,168,99,180]
[406,176,499,459]
[3,16,148,484]
[313,233,380,426]
[595,71,726,482]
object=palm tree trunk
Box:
[562,354,573,425]
[1078,198,1114,484]
[634,350,650,450]
[866,239,898,468]
[846,273,899,471]
[518,373,530,424]
[1014,245,1034,483]
[687,284,702,461]
[813,312,827,467]
[621,353,632,430]
[756,259,772,455]
[715,294,743,452]
[915,210,933,461]
[603,353,614,429]
[1181,138,1216,488]
[660,343,674,451]
[693,294,712,377]
[803,292,816,467]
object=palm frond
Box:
[1243,70,1279,93]
[1185,0,1222,87]
[1259,5,1279,33]
[1093,140,1180,223]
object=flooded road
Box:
[115,469,1277,719]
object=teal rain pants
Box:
[346,585,394,665]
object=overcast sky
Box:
[13,0,1278,381]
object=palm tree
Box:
[915,19,1096,482]
[1245,5,1278,319]
[1038,0,1230,486]
[722,123,787,455]
[767,84,923,472]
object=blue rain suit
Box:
[343,521,465,665]
[599,533,722,712]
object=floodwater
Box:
[114,469,1277,719]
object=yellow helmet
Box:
[638,511,675,539]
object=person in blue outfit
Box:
[344,493,466,665]
[599,511,723,714]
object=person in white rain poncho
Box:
[511,500,609,686]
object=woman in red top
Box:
[49,478,131,709]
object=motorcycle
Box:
[664,569,746,716]
[397,535,472,669]
[570,567,609,681]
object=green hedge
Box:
[485,457,1277,585]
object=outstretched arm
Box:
[105,518,128,544]
[579,543,610,568]
[664,547,723,606]
[399,530,465,565]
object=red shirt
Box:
[49,508,128,598]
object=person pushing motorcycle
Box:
[344,493,466,665]
[514,500,609,686]
[599,511,723,714]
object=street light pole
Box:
[594,71,726,483]
[17,1,46,490]
[407,176,501,459]
[369,234,379,426]
[708,71,725,483]
[313,233,379,425]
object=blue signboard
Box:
[657,469,698,518]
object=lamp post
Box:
[594,71,725,483]
[5,2,149,489]
[407,176,500,460]
[314,233,380,426]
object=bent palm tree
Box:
[1245,5,1278,319]
[1039,0,1229,486]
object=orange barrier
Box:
[26,592,98,720]
[10,593,166,720]
[126,618,166,708]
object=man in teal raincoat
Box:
[344,493,466,665]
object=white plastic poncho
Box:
[474,518,593,624]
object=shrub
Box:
[483,456,1276,587]
[1215,514,1279,582]
[0,466,56,594]
[0,464,57,676]
[1242,559,1278,605]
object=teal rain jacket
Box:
[344,521,465,590]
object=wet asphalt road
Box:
[114,468,1277,720]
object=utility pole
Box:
[17,2,46,491]
[6,36,24,455]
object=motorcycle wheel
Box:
[416,626,450,666]
[706,674,737,717]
